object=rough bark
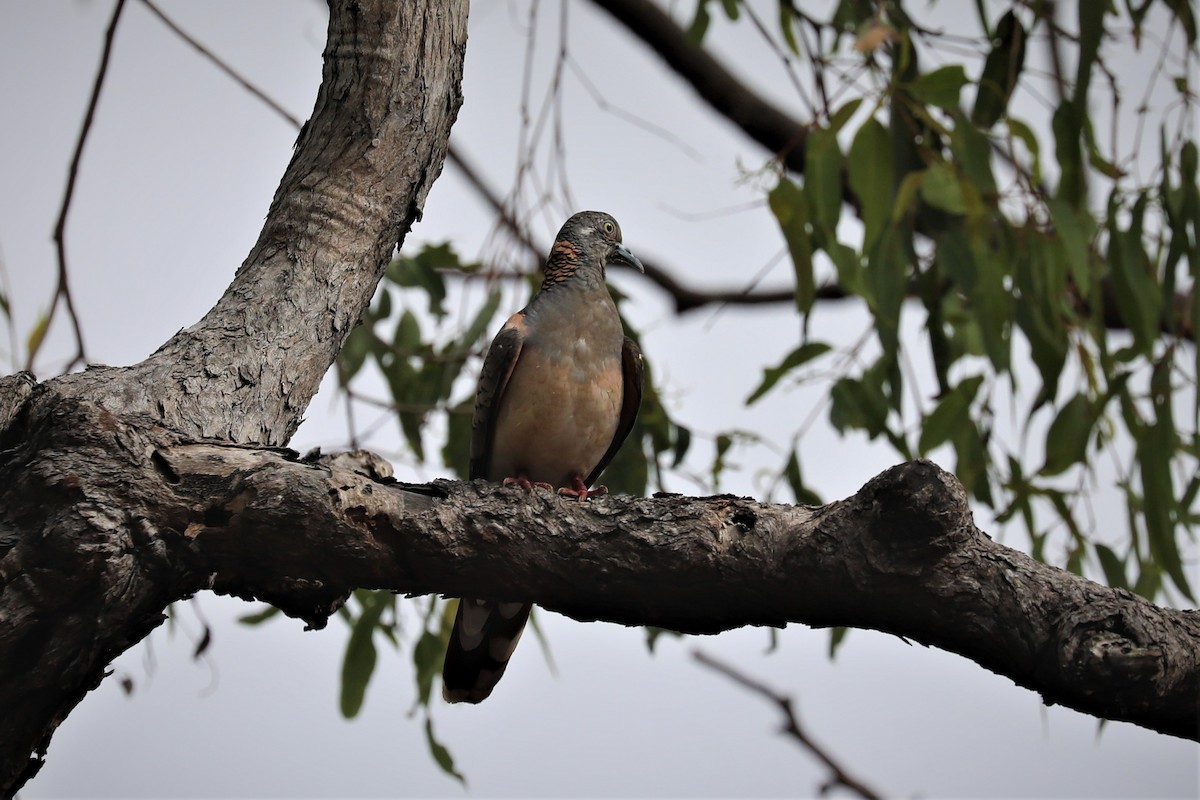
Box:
[0,0,468,792]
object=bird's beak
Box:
[610,243,645,273]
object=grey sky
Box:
[2,1,1196,797]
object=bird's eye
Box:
[603,220,615,235]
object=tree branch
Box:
[44,0,128,373]
[48,0,468,447]
[590,0,811,174]
[4,390,1196,796]
[693,651,882,800]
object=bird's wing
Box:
[585,335,644,487]
[469,312,527,481]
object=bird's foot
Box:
[503,475,553,493]
[557,476,607,503]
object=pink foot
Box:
[557,475,607,502]
[503,474,552,493]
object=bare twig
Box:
[44,0,131,372]
[139,0,303,129]
[693,650,883,800]
[446,145,804,312]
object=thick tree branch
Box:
[590,0,811,174]
[49,0,468,446]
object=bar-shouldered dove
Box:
[442,210,645,704]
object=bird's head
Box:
[542,211,643,288]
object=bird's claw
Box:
[503,475,553,493]
[557,477,607,502]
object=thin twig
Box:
[139,0,303,129]
[693,650,883,800]
[446,146,803,312]
[45,0,131,372]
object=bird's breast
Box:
[487,322,624,486]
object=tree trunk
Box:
[0,0,468,792]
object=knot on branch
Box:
[1052,601,1170,708]
[0,372,36,439]
[853,460,974,572]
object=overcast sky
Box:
[2,1,1197,798]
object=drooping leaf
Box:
[1041,394,1096,476]
[1094,543,1128,589]
[805,128,844,234]
[907,65,969,110]
[918,375,983,455]
[1139,357,1193,599]
[848,118,893,250]
[920,161,968,215]
[768,177,815,313]
[784,448,823,506]
[424,718,465,784]
[237,605,280,626]
[412,629,444,707]
[746,342,832,405]
[972,10,1026,128]
[340,593,388,718]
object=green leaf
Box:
[1106,192,1161,356]
[338,325,377,382]
[828,626,848,658]
[387,244,453,319]
[1047,195,1094,297]
[1015,232,1069,407]
[1052,102,1085,207]
[778,2,800,54]
[848,119,893,250]
[828,97,863,133]
[340,593,387,718]
[972,10,1026,128]
[746,342,832,404]
[950,111,997,200]
[424,717,465,784]
[686,0,712,44]
[920,162,967,215]
[237,605,280,626]
[1007,117,1043,184]
[784,449,823,506]
[441,399,473,479]
[805,128,844,233]
[907,65,969,110]
[26,311,49,365]
[412,629,444,707]
[1094,544,1128,589]
[1139,358,1193,599]
[671,424,692,469]
[1040,394,1096,476]
[1074,1,1106,114]
[768,177,815,313]
[919,375,983,455]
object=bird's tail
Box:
[442,598,532,703]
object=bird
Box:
[441,210,645,704]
